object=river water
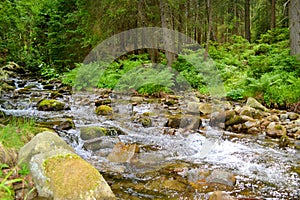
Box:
[1,78,299,199]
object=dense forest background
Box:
[0,0,299,108]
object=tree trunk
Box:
[270,0,276,29]
[160,0,176,67]
[245,0,251,42]
[289,0,300,55]
[204,0,212,60]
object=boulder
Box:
[187,102,213,115]
[80,126,107,140]
[18,131,74,165]
[95,105,113,116]
[287,112,299,120]
[37,118,75,131]
[83,138,118,152]
[30,149,115,200]
[37,99,66,111]
[246,97,268,111]
[225,115,244,126]
[166,115,201,130]
[130,96,144,103]
[266,122,287,138]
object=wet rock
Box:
[37,99,66,111]
[43,84,54,90]
[279,134,290,148]
[266,115,279,122]
[246,127,260,134]
[266,122,287,138]
[280,113,288,121]
[206,170,236,187]
[107,142,139,163]
[80,126,107,140]
[37,118,75,131]
[225,115,244,126]
[187,102,213,114]
[18,131,74,165]
[2,82,15,91]
[166,115,201,130]
[95,105,113,116]
[287,112,299,120]
[246,97,268,111]
[95,99,112,106]
[130,96,143,103]
[83,138,118,152]
[210,111,226,127]
[30,149,115,200]
[207,191,235,200]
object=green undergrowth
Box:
[0,117,40,150]
[62,28,299,106]
[0,117,39,199]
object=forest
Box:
[0,0,300,107]
[1,0,300,199]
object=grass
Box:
[0,117,39,150]
[0,117,40,199]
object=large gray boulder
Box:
[246,97,268,112]
[30,149,115,200]
[18,131,74,165]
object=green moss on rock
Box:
[38,99,66,111]
[80,126,107,140]
[95,105,113,116]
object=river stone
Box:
[287,112,299,120]
[80,126,107,140]
[225,115,244,126]
[18,131,74,165]
[266,115,279,122]
[83,137,118,152]
[107,142,138,163]
[95,105,113,116]
[30,149,115,200]
[206,170,236,187]
[130,96,144,103]
[187,102,213,114]
[246,97,268,111]
[37,118,75,130]
[280,113,288,121]
[37,99,66,111]
[166,116,201,130]
[207,191,235,200]
[266,122,287,138]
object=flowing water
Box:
[1,78,299,199]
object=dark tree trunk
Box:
[289,0,300,55]
[204,0,212,60]
[245,0,251,42]
[160,0,176,67]
[270,0,276,29]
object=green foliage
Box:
[0,117,39,150]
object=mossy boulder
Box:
[266,122,287,138]
[95,105,113,116]
[18,131,74,165]
[30,149,115,200]
[80,126,107,140]
[137,117,152,127]
[37,99,66,111]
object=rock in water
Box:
[107,142,138,163]
[37,99,66,111]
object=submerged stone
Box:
[107,142,138,163]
